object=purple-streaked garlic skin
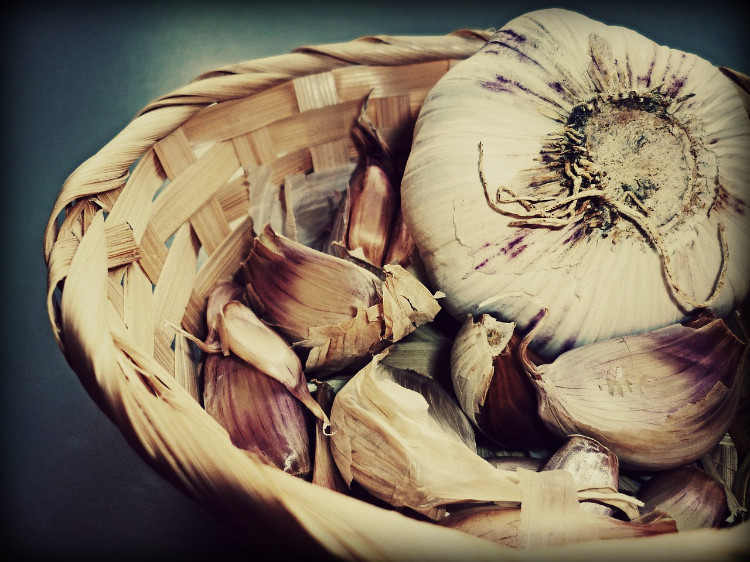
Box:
[530,317,745,470]
[244,223,382,343]
[542,435,619,516]
[402,8,750,361]
[203,353,312,477]
[636,465,729,530]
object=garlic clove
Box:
[204,280,246,345]
[450,314,555,449]
[244,224,440,373]
[244,223,382,343]
[217,299,330,428]
[636,465,729,530]
[344,160,398,268]
[203,352,311,477]
[521,313,746,470]
[329,94,414,268]
[542,435,619,516]
[401,8,750,360]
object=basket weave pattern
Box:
[43,31,749,559]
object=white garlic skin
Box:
[402,8,750,360]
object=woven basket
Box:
[44,31,749,560]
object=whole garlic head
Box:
[402,8,750,360]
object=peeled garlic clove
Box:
[636,465,729,530]
[450,314,554,449]
[439,505,676,549]
[401,8,750,361]
[542,435,619,516]
[217,299,330,428]
[203,353,311,477]
[522,314,746,470]
[244,224,440,372]
[330,356,640,519]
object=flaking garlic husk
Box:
[243,223,440,373]
[542,435,619,516]
[203,352,311,477]
[330,355,642,520]
[520,312,746,470]
[327,94,415,268]
[636,465,729,530]
[450,314,555,449]
[439,504,676,549]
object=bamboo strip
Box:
[182,216,255,337]
[174,333,200,403]
[153,224,201,375]
[107,266,127,324]
[106,148,165,243]
[124,262,155,358]
[155,126,232,254]
[232,134,260,168]
[137,226,170,285]
[332,60,451,103]
[104,222,141,268]
[216,176,250,224]
[182,83,298,145]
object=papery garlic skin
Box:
[526,317,745,470]
[203,353,311,477]
[402,8,750,360]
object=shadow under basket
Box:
[44,31,750,560]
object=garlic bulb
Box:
[401,8,750,360]
[520,313,745,470]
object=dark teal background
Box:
[3,0,748,559]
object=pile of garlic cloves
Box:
[183,8,749,551]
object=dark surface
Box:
[2,0,747,559]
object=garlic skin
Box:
[523,315,745,470]
[203,353,311,477]
[244,224,440,372]
[636,466,729,530]
[330,355,642,519]
[401,8,750,360]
